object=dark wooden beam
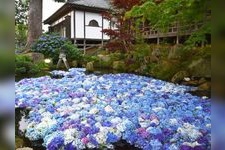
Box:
[83,11,86,53]
[109,18,112,40]
[73,10,76,44]
[101,15,104,47]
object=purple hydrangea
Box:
[47,136,64,150]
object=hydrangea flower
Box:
[15,68,211,149]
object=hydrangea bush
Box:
[31,33,83,63]
[15,68,211,150]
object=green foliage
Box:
[83,56,99,63]
[15,24,28,51]
[61,41,83,62]
[31,33,83,63]
[126,0,211,45]
[133,43,151,61]
[109,53,125,61]
[15,55,46,76]
[126,43,211,80]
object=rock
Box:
[113,61,125,71]
[150,48,160,63]
[198,82,211,91]
[189,82,211,98]
[97,54,111,62]
[188,58,211,78]
[198,77,207,85]
[150,55,159,63]
[86,62,94,72]
[72,60,78,67]
[182,80,199,86]
[171,71,189,83]
[152,48,161,58]
[24,52,44,63]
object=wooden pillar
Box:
[176,21,179,45]
[157,30,160,44]
[109,18,112,40]
[73,10,76,44]
[64,16,71,39]
[101,15,104,47]
[201,40,204,47]
[176,35,179,44]
[157,36,160,45]
[83,11,86,54]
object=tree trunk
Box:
[25,0,42,51]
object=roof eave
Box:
[44,3,72,25]
[44,3,110,25]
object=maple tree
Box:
[102,0,142,52]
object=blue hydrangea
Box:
[106,133,119,143]
[15,68,211,149]
[47,136,64,150]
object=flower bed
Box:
[15,68,211,150]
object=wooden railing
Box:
[141,22,203,39]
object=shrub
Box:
[31,33,83,63]
[149,60,182,81]
[15,55,47,76]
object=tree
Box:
[102,0,142,52]
[126,0,211,47]
[25,0,65,51]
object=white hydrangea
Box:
[183,141,201,147]
[152,107,165,112]
[138,117,150,128]
[169,144,179,150]
[111,117,122,125]
[63,128,78,144]
[104,105,114,113]
[73,98,80,104]
[35,117,57,136]
[150,118,160,126]
[116,119,132,132]
[69,113,80,120]
[94,131,107,144]
[177,123,202,140]
[89,108,99,114]
[169,118,178,125]
[73,138,86,149]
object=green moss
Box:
[147,59,182,81]
[15,137,24,149]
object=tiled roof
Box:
[68,0,110,9]
[44,0,111,24]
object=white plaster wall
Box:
[103,19,110,40]
[85,12,102,39]
[86,26,102,39]
[75,11,110,40]
[75,11,84,38]
[70,11,74,38]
